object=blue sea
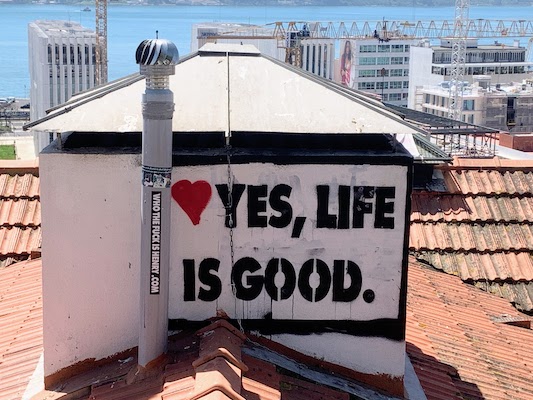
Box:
[0,3,531,98]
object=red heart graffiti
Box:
[171,180,212,225]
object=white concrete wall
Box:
[272,334,405,377]
[408,46,441,110]
[41,151,408,379]
[40,152,141,376]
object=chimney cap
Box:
[135,39,179,66]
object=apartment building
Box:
[409,38,532,109]
[338,36,417,106]
[414,76,533,132]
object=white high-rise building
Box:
[28,20,97,124]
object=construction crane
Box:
[448,0,470,121]
[210,18,533,74]
[95,0,108,86]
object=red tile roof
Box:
[79,319,357,400]
[406,257,533,400]
[0,258,43,400]
[0,171,41,266]
[410,157,533,312]
[4,255,533,400]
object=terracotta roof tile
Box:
[82,320,358,400]
[406,257,533,400]
[410,158,533,311]
[416,251,533,282]
[443,169,533,195]
[0,174,40,199]
[0,172,41,263]
[0,258,43,400]
[0,227,42,256]
[411,194,533,223]
[410,222,533,252]
[0,199,41,227]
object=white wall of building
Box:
[40,152,141,377]
[40,148,409,380]
[408,45,441,109]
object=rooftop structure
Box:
[24,43,430,398]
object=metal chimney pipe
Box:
[135,38,179,367]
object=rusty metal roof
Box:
[406,257,533,400]
[0,258,43,400]
[410,157,533,312]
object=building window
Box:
[389,93,402,101]
[358,82,376,90]
[55,45,60,64]
[403,69,409,76]
[390,81,402,89]
[360,45,377,53]
[391,44,403,52]
[359,69,377,77]
[376,81,389,89]
[376,57,390,65]
[70,45,75,64]
[62,45,67,64]
[318,45,322,76]
[390,69,403,77]
[463,100,475,110]
[378,44,390,52]
[85,45,89,64]
[359,57,377,65]
[403,81,409,89]
[47,45,52,64]
[404,45,410,52]
[391,57,403,65]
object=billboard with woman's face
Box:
[340,40,355,89]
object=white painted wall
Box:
[408,46,441,110]
[40,152,141,376]
[169,164,407,322]
[271,333,405,377]
[40,151,408,379]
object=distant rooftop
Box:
[30,20,95,37]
